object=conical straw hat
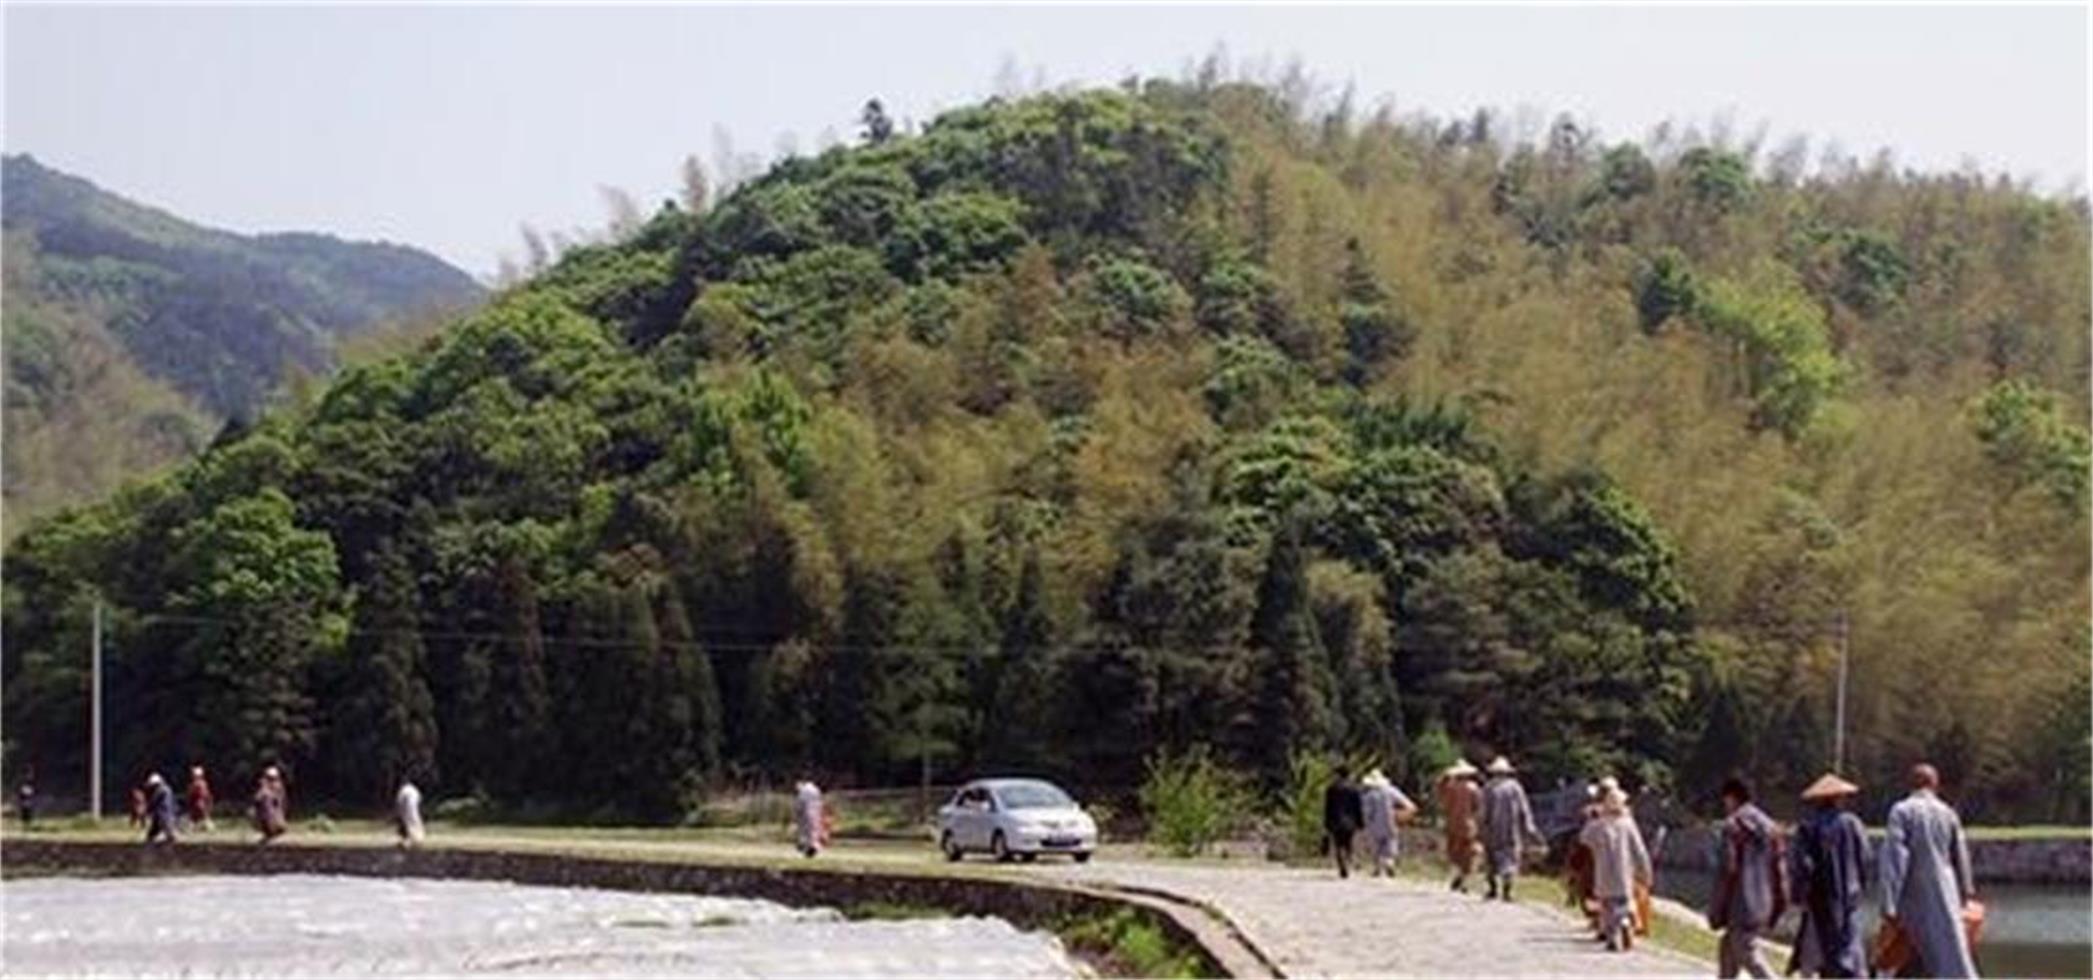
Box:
[1800,773,1860,801]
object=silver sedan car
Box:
[935,778,1097,863]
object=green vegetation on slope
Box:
[2,154,485,534]
[4,81,2084,828]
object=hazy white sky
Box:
[5,4,2086,277]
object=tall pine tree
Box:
[1250,520,1339,784]
[983,549,1056,771]
[332,543,438,802]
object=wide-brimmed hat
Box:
[1361,768,1393,789]
[145,773,164,787]
[1800,773,1861,801]
[1441,759,1479,779]
[1598,776,1621,793]
[1486,756,1515,775]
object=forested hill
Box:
[2,154,484,531]
[4,84,2085,826]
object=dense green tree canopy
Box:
[5,81,2084,825]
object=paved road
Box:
[1041,861,1704,978]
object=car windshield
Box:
[994,782,1072,810]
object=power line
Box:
[107,611,1063,658]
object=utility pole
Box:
[90,599,103,822]
[1833,607,1849,775]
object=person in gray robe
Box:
[1790,773,1868,978]
[1879,763,1978,978]
[792,780,826,857]
[1359,768,1417,877]
[394,780,425,847]
[1479,756,1543,901]
[1711,776,1777,979]
[1579,786,1652,952]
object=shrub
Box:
[1138,744,1252,857]
[1060,909,1207,979]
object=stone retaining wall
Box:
[1652,826,2090,884]
[1,840,1253,977]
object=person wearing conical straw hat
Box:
[1479,756,1543,901]
[1579,785,1652,952]
[1435,760,1484,893]
[1789,773,1867,978]
[1358,768,1418,877]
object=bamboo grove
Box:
[5,78,2086,824]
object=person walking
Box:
[1790,773,1868,979]
[792,780,827,858]
[1359,768,1418,877]
[1710,776,1781,979]
[1436,760,1484,893]
[1480,756,1543,901]
[1567,783,1604,932]
[1879,763,1978,979]
[395,779,425,847]
[128,782,148,828]
[15,769,35,829]
[184,766,215,833]
[1580,785,1652,952]
[252,767,287,844]
[143,773,178,845]
[1321,764,1366,879]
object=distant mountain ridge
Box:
[3,153,485,532]
[3,153,484,416]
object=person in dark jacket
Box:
[1321,765,1365,879]
[1790,773,1868,979]
[15,769,35,829]
[143,772,178,844]
[1711,776,1778,979]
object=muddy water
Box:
[1,874,1082,978]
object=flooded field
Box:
[1,874,1082,978]
[1657,868,2092,978]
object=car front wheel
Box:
[940,831,963,862]
[1073,851,1093,864]
[991,831,1014,863]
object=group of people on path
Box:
[1323,753,1985,979]
[1426,755,1550,902]
[124,765,291,845]
[1320,765,1420,878]
[1714,764,1981,979]
[1323,756,1540,893]
[128,765,428,848]
[130,766,220,842]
